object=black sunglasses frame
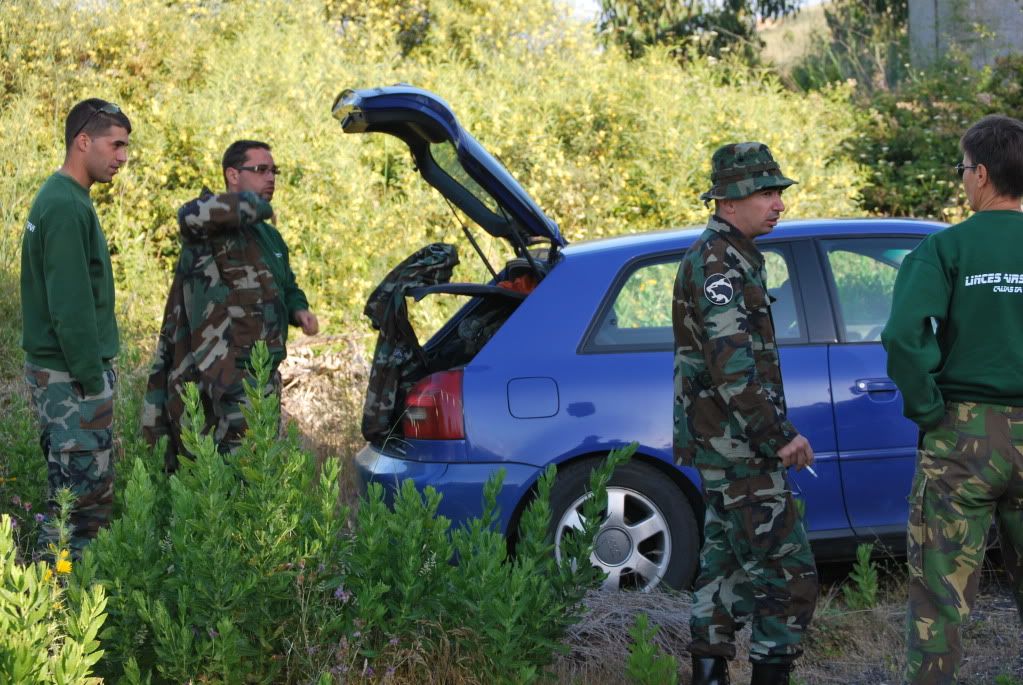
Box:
[70,103,122,141]
[236,164,282,176]
[954,162,978,178]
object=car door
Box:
[820,235,925,547]
[761,240,849,541]
[577,240,847,539]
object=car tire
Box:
[547,459,700,592]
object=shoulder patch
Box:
[703,274,734,305]
[25,220,36,233]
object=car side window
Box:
[762,247,802,342]
[820,237,920,343]
[584,245,803,353]
[585,259,678,351]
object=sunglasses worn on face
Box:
[71,103,122,141]
[236,164,282,176]
[955,163,978,178]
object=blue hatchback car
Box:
[334,86,947,591]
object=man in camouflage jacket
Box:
[673,143,818,685]
[142,140,317,468]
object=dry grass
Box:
[551,564,1021,685]
[758,2,830,72]
[278,333,372,504]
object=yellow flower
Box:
[55,549,72,575]
[43,568,53,582]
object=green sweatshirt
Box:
[250,220,309,326]
[882,210,1023,429]
[21,172,118,395]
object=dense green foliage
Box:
[845,54,1023,220]
[69,343,635,682]
[1,501,107,684]
[0,0,868,343]
[788,0,1023,221]
[597,0,800,63]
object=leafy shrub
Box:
[625,612,678,685]
[0,0,867,345]
[84,342,631,681]
[1,511,107,684]
[841,542,879,610]
[842,53,1023,220]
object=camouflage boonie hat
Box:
[700,142,797,202]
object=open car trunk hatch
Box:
[336,85,563,442]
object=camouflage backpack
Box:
[362,243,459,442]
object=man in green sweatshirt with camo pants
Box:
[882,114,1023,685]
[21,98,132,558]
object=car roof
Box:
[561,217,948,259]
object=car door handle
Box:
[853,378,897,393]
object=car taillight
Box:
[402,370,465,440]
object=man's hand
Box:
[295,309,319,336]
[778,434,814,470]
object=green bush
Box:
[841,542,879,611]
[626,612,678,685]
[1,512,107,685]
[0,0,868,345]
[81,342,631,681]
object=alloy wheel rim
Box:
[553,486,672,592]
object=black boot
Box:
[691,655,730,685]
[749,662,791,685]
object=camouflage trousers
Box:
[24,363,116,558]
[211,368,282,455]
[905,401,1023,685]
[690,468,819,664]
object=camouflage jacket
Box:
[362,243,459,443]
[672,215,798,476]
[141,190,293,466]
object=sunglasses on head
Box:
[71,102,122,141]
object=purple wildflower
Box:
[34,513,45,523]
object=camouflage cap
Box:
[700,142,797,202]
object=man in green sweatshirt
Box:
[142,140,318,465]
[882,114,1023,685]
[21,98,132,557]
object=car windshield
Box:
[429,141,503,215]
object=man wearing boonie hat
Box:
[672,143,819,685]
